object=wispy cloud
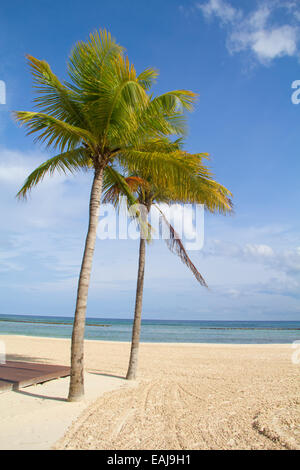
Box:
[197,0,242,24]
[195,0,300,64]
[0,147,91,230]
[204,239,300,274]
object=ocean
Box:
[0,314,300,344]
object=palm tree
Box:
[14,30,205,401]
[102,156,232,380]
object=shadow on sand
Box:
[12,388,68,402]
[87,369,125,380]
[5,353,55,364]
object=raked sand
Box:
[0,335,299,450]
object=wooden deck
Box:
[0,361,70,392]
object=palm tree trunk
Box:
[126,235,146,380]
[68,166,104,402]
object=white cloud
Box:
[0,165,28,184]
[0,147,70,189]
[0,147,91,230]
[252,26,297,60]
[196,0,300,64]
[203,239,300,278]
[0,147,96,294]
[244,243,274,258]
[197,0,241,24]
[248,5,270,29]
[230,20,298,63]
[197,237,300,312]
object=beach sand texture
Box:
[1,335,299,450]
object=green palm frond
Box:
[123,92,197,146]
[26,55,89,130]
[133,90,198,141]
[13,111,97,152]
[17,147,91,199]
[103,166,139,207]
[130,146,232,214]
[151,90,198,113]
[137,68,159,90]
[100,56,150,149]
[102,167,152,239]
[179,176,233,214]
[67,29,123,99]
[117,147,210,191]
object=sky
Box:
[0,0,300,320]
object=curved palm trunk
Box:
[126,235,146,380]
[68,166,104,402]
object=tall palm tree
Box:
[102,157,232,380]
[14,30,205,401]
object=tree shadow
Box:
[5,354,61,364]
[12,387,68,402]
[87,369,125,380]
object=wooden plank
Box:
[0,361,70,391]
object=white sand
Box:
[0,336,128,450]
[0,335,299,450]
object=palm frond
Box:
[13,111,97,152]
[151,90,198,113]
[117,147,209,191]
[102,166,139,207]
[137,68,159,90]
[67,29,123,99]
[181,176,233,214]
[17,147,91,199]
[100,57,150,149]
[155,205,208,287]
[129,90,198,142]
[102,167,153,240]
[26,55,89,130]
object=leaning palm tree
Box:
[102,153,232,380]
[14,30,205,401]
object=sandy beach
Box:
[0,335,299,450]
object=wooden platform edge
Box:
[0,362,70,392]
[14,368,71,390]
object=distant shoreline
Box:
[0,334,295,347]
[0,318,299,330]
[1,315,300,322]
[1,315,299,344]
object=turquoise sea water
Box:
[0,314,300,343]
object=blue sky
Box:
[0,0,300,320]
